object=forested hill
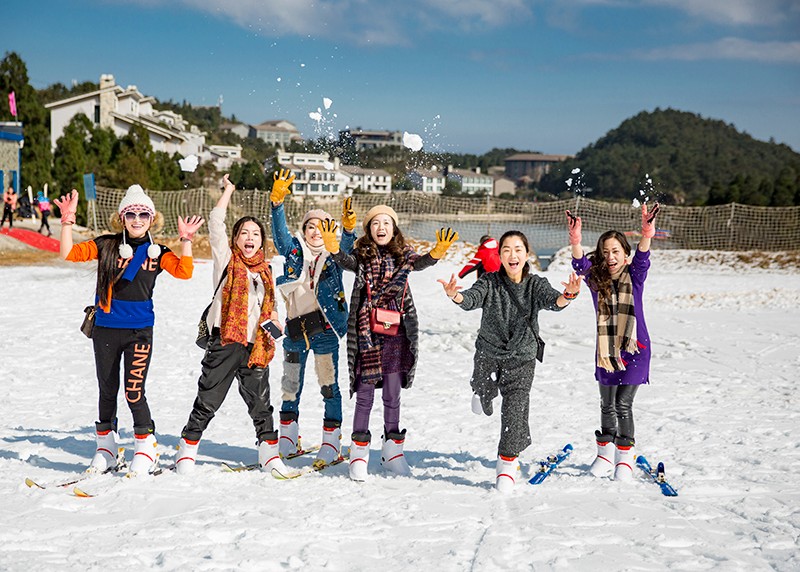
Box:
[538,108,800,206]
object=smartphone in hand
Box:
[260,320,283,339]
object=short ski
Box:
[25,447,127,490]
[636,455,678,497]
[221,445,321,473]
[528,444,573,485]
[271,456,348,480]
[70,463,170,498]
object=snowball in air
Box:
[178,155,199,173]
[632,199,641,208]
[403,132,423,151]
[323,98,332,109]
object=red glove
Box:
[54,190,79,225]
[566,210,582,245]
[641,203,660,239]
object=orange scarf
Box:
[219,247,275,368]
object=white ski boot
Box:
[495,454,520,493]
[613,437,636,481]
[175,437,200,475]
[128,433,158,476]
[316,424,342,466]
[381,430,411,476]
[349,431,371,482]
[88,424,119,473]
[259,438,291,476]
[279,414,300,458]
[589,431,615,477]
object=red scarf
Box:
[219,247,275,368]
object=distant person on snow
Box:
[318,206,458,481]
[270,169,355,467]
[1,185,17,229]
[34,191,52,236]
[458,235,501,279]
[55,186,203,477]
[439,230,581,492]
[566,202,660,481]
[176,174,289,477]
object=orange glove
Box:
[270,169,295,204]
[342,197,356,232]
[317,219,340,254]
[430,227,459,259]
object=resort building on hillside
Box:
[276,152,349,197]
[445,166,494,195]
[338,128,403,151]
[44,74,241,171]
[251,120,302,148]
[340,165,392,194]
[408,167,447,194]
[504,153,572,183]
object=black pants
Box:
[598,384,639,439]
[39,212,50,234]
[1,205,13,227]
[182,335,276,443]
[471,351,537,457]
[93,326,154,432]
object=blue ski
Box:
[528,444,573,485]
[636,455,678,497]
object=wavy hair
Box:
[587,230,632,314]
[355,221,408,265]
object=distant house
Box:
[408,167,447,194]
[220,121,251,140]
[252,120,302,148]
[492,175,517,197]
[340,165,392,194]
[339,128,403,151]
[203,144,243,171]
[445,166,494,196]
[45,74,206,159]
[276,151,349,197]
[0,122,23,193]
[504,153,572,183]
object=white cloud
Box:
[633,37,800,63]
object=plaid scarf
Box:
[357,246,419,385]
[596,266,639,373]
[220,247,275,368]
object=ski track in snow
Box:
[1,251,799,571]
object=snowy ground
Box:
[1,249,799,571]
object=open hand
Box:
[317,218,341,254]
[560,271,582,296]
[178,215,205,242]
[54,189,79,224]
[430,227,459,259]
[271,169,295,205]
[342,197,356,232]
[436,273,462,300]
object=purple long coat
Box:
[572,248,651,386]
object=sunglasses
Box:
[123,211,152,222]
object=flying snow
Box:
[178,155,198,173]
[403,132,424,152]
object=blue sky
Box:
[5,0,800,155]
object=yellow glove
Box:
[270,169,295,204]
[342,197,356,232]
[317,219,340,254]
[430,227,459,259]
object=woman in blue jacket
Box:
[270,170,356,466]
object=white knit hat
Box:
[118,184,156,216]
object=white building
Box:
[202,144,243,171]
[408,167,447,194]
[445,166,494,196]
[340,165,392,194]
[276,152,349,198]
[252,120,302,148]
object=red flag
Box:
[8,91,17,117]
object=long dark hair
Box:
[355,220,408,265]
[587,230,632,313]
[231,216,267,252]
[96,233,124,308]
[497,230,532,280]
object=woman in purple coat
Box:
[566,202,660,481]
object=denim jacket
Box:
[271,203,355,338]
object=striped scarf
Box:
[357,246,419,385]
[220,247,275,368]
[596,267,639,373]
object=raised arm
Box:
[216,173,236,211]
[638,202,660,253]
[340,197,356,255]
[53,189,79,259]
[566,210,583,259]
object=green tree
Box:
[771,167,797,206]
